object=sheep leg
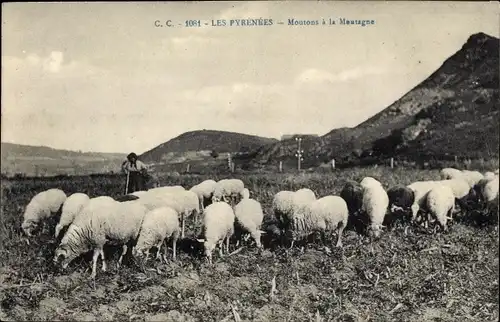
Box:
[118,245,128,267]
[91,248,101,279]
[411,204,420,222]
[155,239,165,261]
[171,237,177,261]
[218,240,224,257]
[181,214,186,239]
[225,234,230,254]
[336,225,345,248]
[100,248,107,272]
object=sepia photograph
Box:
[1,1,499,321]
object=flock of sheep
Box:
[19,168,499,279]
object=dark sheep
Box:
[340,180,364,215]
[387,185,415,209]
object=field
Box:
[1,167,499,322]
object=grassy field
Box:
[1,167,498,322]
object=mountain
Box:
[139,130,278,164]
[253,32,499,167]
[1,143,127,176]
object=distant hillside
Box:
[253,32,499,167]
[140,130,278,164]
[1,143,126,176]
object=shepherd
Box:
[122,152,148,194]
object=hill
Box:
[253,32,499,167]
[1,143,127,176]
[139,130,278,164]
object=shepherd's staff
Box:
[125,171,130,195]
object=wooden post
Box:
[186,163,190,173]
[331,159,335,169]
[231,163,235,173]
[390,157,394,169]
[279,161,283,173]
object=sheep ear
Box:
[197,239,205,243]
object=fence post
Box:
[186,163,190,173]
[390,157,394,169]
[331,159,335,170]
[279,161,283,173]
[227,153,232,170]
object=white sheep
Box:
[289,195,348,248]
[189,179,217,212]
[240,188,250,200]
[147,185,185,195]
[461,170,485,188]
[54,200,148,278]
[272,190,295,229]
[211,179,245,204]
[481,175,499,204]
[55,193,90,239]
[360,177,383,189]
[484,172,496,181]
[426,185,455,231]
[197,202,235,264]
[21,188,67,236]
[136,190,199,238]
[233,198,264,248]
[406,180,439,222]
[435,178,471,199]
[361,178,389,238]
[133,206,180,262]
[295,188,316,201]
[440,168,463,180]
[272,189,316,239]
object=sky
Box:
[2,2,499,154]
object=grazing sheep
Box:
[461,170,485,188]
[147,186,185,195]
[240,188,250,200]
[484,172,496,181]
[426,185,455,231]
[295,188,316,201]
[474,175,499,204]
[137,190,199,238]
[233,198,264,248]
[433,178,475,216]
[133,206,180,262]
[387,184,415,212]
[189,179,217,211]
[440,168,463,180]
[435,178,471,200]
[406,181,439,222]
[272,190,295,229]
[211,179,245,204]
[360,177,383,189]
[289,195,349,247]
[272,189,316,240]
[55,193,90,239]
[340,180,364,216]
[482,176,499,204]
[361,178,389,238]
[22,188,67,236]
[54,200,148,278]
[197,202,235,264]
